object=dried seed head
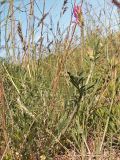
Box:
[112,0,120,8]
[62,0,68,15]
[17,22,27,52]
[17,22,24,43]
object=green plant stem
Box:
[99,60,116,152]
[86,61,94,85]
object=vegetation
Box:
[0,0,120,159]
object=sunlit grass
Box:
[0,0,120,159]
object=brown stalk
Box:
[0,79,9,146]
[28,0,34,62]
[38,0,46,57]
[10,0,16,62]
[50,21,77,108]
[37,12,49,27]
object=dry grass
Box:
[0,0,120,159]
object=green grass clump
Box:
[0,34,120,159]
[0,1,120,159]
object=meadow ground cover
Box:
[0,0,120,159]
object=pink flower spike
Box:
[73,2,81,23]
[73,1,84,26]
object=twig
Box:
[1,140,10,160]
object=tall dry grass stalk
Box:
[17,21,27,65]
[50,0,85,109]
[28,0,34,63]
[1,0,120,159]
[50,22,76,109]
[38,0,46,56]
[9,0,16,62]
[0,78,9,147]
